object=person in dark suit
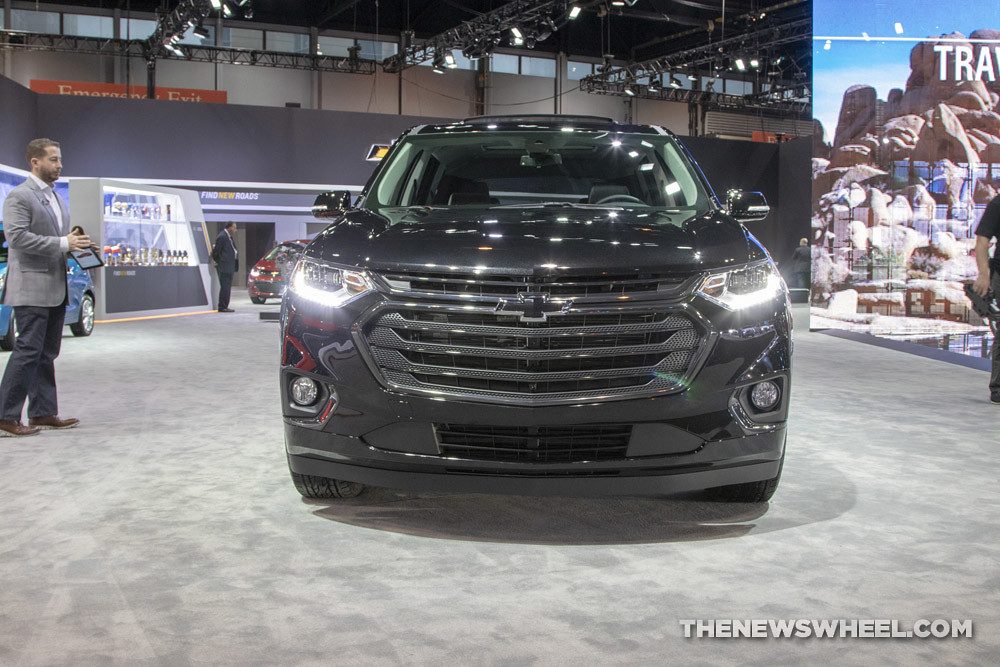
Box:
[0,138,92,437]
[212,222,238,312]
[790,238,811,289]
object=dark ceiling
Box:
[33,0,810,72]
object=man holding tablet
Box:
[0,139,92,437]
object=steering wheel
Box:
[596,194,648,206]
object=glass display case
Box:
[101,187,195,267]
[70,179,213,319]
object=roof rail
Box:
[462,115,617,125]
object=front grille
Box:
[436,423,631,463]
[362,271,704,405]
[380,270,688,299]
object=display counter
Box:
[70,179,213,319]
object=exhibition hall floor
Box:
[1,296,998,665]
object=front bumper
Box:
[280,284,791,497]
[248,278,287,297]
[287,422,784,497]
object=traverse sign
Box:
[30,79,227,104]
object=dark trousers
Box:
[218,272,234,310]
[992,273,1000,393]
[0,304,66,421]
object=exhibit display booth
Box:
[69,179,213,319]
[811,1,999,359]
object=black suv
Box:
[281,116,790,502]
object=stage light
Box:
[222,2,233,17]
[669,75,681,89]
[735,58,746,71]
[750,58,759,68]
[210,0,221,8]
[192,26,210,40]
[511,26,523,40]
[444,51,457,68]
[623,85,635,96]
[569,5,582,19]
[894,22,904,34]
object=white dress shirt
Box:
[28,172,69,253]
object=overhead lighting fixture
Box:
[668,75,681,89]
[611,0,626,6]
[511,26,523,40]
[750,58,759,68]
[512,36,524,46]
[444,51,457,68]
[623,85,635,96]
[569,5,582,19]
[222,2,234,18]
[735,58,746,72]
[192,26,211,40]
[894,22,904,34]
[210,0,221,8]
[687,73,697,81]
[824,39,831,51]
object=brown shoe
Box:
[0,419,41,437]
[29,416,80,430]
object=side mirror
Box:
[726,190,770,223]
[312,191,354,218]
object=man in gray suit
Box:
[0,139,92,437]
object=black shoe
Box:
[218,308,235,313]
[992,392,1000,404]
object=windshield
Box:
[263,244,303,261]
[366,130,713,219]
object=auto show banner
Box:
[812,3,1000,336]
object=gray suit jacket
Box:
[1,178,70,307]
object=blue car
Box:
[0,246,96,351]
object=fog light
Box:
[750,381,780,411]
[290,376,319,406]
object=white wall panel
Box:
[399,67,475,119]
[8,50,110,85]
[489,72,554,115]
[219,64,312,108]
[634,98,690,135]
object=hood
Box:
[253,259,278,271]
[308,206,764,275]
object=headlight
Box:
[249,267,261,277]
[697,260,783,310]
[289,256,372,307]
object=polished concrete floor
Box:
[1,296,998,665]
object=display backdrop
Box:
[812,3,1000,340]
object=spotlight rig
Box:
[148,0,253,57]
[382,0,579,73]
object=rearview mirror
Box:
[312,191,354,218]
[726,190,769,223]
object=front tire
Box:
[290,470,365,499]
[250,296,266,304]
[70,295,95,337]
[703,457,783,503]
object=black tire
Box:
[250,296,266,304]
[69,294,95,337]
[0,318,15,351]
[703,457,783,503]
[290,470,365,499]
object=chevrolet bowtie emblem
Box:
[496,292,572,322]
